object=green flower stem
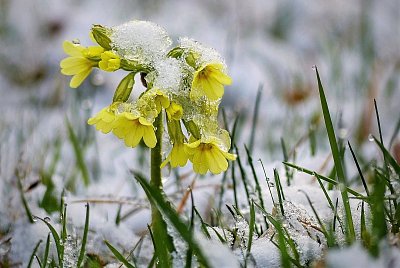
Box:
[151,112,163,190]
[150,112,173,267]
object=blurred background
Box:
[0,0,399,264]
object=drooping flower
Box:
[88,103,157,148]
[136,88,170,119]
[112,111,157,148]
[191,62,232,100]
[60,41,104,88]
[166,102,183,120]
[161,142,189,168]
[99,51,121,72]
[185,137,236,174]
[87,102,119,133]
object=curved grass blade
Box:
[283,162,365,198]
[35,217,63,267]
[27,240,42,268]
[315,66,355,242]
[133,172,211,267]
[105,240,136,268]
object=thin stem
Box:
[151,112,163,190]
[149,112,173,267]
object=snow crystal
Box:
[179,37,225,69]
[63,235,78,268]
[111,20,172,66]
[152,58,183,93]
[326,242,400,268]
[197,232,240,268]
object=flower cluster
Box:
[60,20,236,174]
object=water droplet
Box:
[311,65,317,70]
[368,134,374,142]
[338,128,348,139]
[72,38,80,45]
[92,73,105,86]
[44,217,51,222]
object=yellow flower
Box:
[60,41,104,88]
[99,51,121,72]
[191,62,232,100]
[161,142,189,168]
[112,112,157,148]
[87,103,119,133]
[166,102,183,120]
[185,137,236,174]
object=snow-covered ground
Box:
[0,0,399,267]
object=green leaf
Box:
[105,240,136,268]
[113,72,135,103]
[91,24,112,50]
[315,67,355,242]
[133,173,211,268]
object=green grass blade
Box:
[244,145,265,210]
[254,203,292,268]
[283,162,365,198]
[373,135,400,177]
[260,159,275,205]
[43,233,51,268]
[360,202,371,248]
[245,201,256,265]
[348,141,370,196]
[315,66,355,242]
[36,217,63,267]
[389,115,400,149]
[300,190,335,247]
[105,240,136,268]
[134,173,211,267]
[77,203,90,267]
[194,207,211,239]
[280,138,292,185]
[27,240,42,268]
[235,145,252,208]
[16,174,34,223]
[231,162,239,209]
[66,118,90,186]
[248,84,263,154]
[273,169,285,216]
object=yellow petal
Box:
[69,68,92,88]
[205,150,220,174]
[143,127,157,148]
[63,41,84,57]
[210,71,232,85]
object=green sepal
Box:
[183,120,201,140]
[91,25,112,50]
[113,72,135,102]
[167,47,184,58]
[185,51,198,68]
[166,119,186,143]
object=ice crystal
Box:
[153,58,184,93]
[111,20,172,67]
[63,235,78,268]
[179,37,225,69]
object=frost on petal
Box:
[110,20,172,67]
